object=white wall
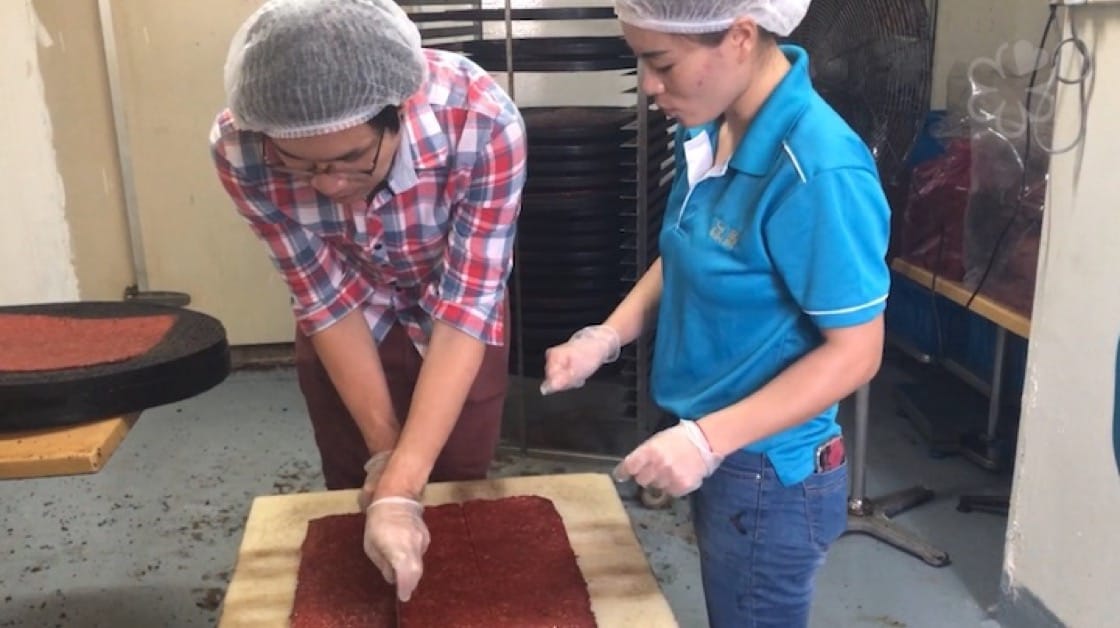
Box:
[0,0,79,305]
[1004,5,1120,626]
[931,0,1052,110]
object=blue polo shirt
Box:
[651,45,891,487]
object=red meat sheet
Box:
[290,496,596,628]
[290,513,397,628]
[0,314,175,372]
[398,503,495,627]
[462,496,596,628]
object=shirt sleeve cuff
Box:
[294,283,374,336]
[421,291,503,346]
[806,294,888,329]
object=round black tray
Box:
[524,172,625,193]
[453,36,635,73]
[521,189,625,209]
[522,107,639,142]
[515,210,622,230]
[514,287,620,304]
[517,246,620,264]
[0,301,230,431]
[518,227,617,246]
[515,277,619,297]
[408,7,616,23]
[456,49,636,73]
[515,263,618,280]
[513,300,614,315]
[465,36,630,59]
[464,54,635,73]
[526,157,626,176]
[518,216,625,231]
[623,143,675,170]
[528,142,628,159]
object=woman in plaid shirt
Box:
[210,0,526,601]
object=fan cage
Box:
[786,0,934,185]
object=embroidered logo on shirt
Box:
[709,219,741,249]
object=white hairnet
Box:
[613,0,811,37]
[224,0,426,138]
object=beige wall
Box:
[0,1,80,305]
[105,0,294,345]
[1,0,131,306]
[35,0,133,301]
[1004,5,1120,626]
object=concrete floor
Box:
[1,353,1012,628]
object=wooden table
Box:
[0,414,139,479]
[891,258,1030,339]
[219,472,678,628]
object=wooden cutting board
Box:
[0,413,138,479]
[218,472,679,627]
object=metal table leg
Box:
[957,326,1012,514]
[961,326,1008,471]
[844,384,951,567]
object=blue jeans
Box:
[690,449,848,628]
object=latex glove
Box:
[540,325,621,395]
[613,420,723,497]
[364,497,430,602]
[357,451,393,511]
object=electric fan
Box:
[786,0,933,186]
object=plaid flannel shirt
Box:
[209,49,526,351]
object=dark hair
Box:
[686,26,776,48]
[368,105,401,134]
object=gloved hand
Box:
[540,325,621,395]
[357,451,392,511]
[613,420,723,497]
[364,497,430,602]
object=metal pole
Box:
[503,0,514,100]
[634,65,651,444]
[501,0,528,453]
[850,383,870,504]
[97,0,149,292]
[986,327,1007,440]
[928,0,940,68]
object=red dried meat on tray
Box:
[0,314,175,372]
[398,503,494,627]
[290,513,397,628]
[290,496,597,628]
[462,497,595,628]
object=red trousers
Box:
[294,322,509,490]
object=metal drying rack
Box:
[399,1,675,462]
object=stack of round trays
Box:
[510,106,639,378]
[429,27,664,378]
[453,35,635,73]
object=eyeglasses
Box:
[261,128,386,184]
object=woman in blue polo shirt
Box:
[542,1,891,626]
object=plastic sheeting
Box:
[896,51,1052,318]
